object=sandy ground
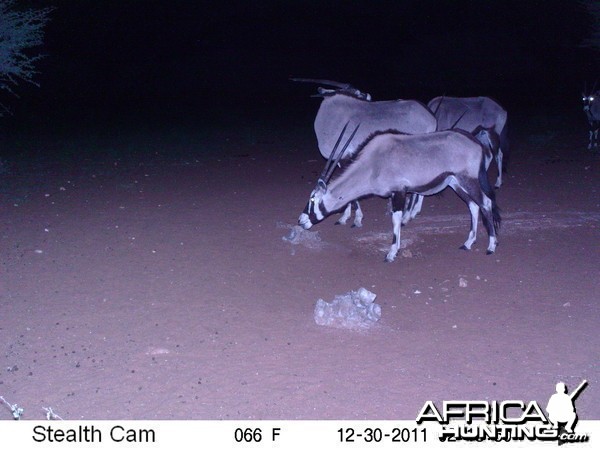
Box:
[0,111,598,420]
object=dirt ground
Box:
[0,110,598,420]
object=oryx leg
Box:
[335,201,363,227]
[479,194,498,254]
[450,180,481,251]
[451,177,498,254]
[335,203,352,225]
[401,194,423,225]
[385,192,406,262]
[589,129,596,150]
[411,195,424,218]
[461,200,480,251]
[352,201,363,227]
[402,194,416,225]
[494,148,503,188]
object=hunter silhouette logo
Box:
[416,379,590,443]
[546,379,588,444]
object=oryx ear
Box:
[317,179,327,190]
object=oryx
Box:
[428,96,508,188]
[292,78,437,227]
[582,83,600,149]
[299,123,501,262]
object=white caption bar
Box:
[0,420,596,449]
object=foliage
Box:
[0,0,52,114]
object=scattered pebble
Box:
[459,278,468,288]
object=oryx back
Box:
[428,96,507,135]
[343,131,483,198]
[315,95,437,160]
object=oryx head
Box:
[298,122,360,229]
[582,80,598,111]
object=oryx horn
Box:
[432,95,445,118]
[450,109,467,130]
[323,122,361,183]
[319,121,350,181]
[290,78,351,89]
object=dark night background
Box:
[3,0,600,137]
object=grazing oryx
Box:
[292,78,437,227]
[299,123,501,262]
[582,84,600,149]
[428,96,508,188]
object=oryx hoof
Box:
[351,223,363,228]
[334,220,346,226]
[459,245,470,251]
[486,249,495,255]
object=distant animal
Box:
[582,83,600,149]
[298,123,501,262]
[291,78,437,227]
[428,96,508,188]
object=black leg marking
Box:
[390,191,406,246]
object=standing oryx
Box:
[292,78,437,227]
[582,85,600,149]
[299,123,501,262]
[428,96,508,188]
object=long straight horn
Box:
[323,123,361,182]
[593,78,598,94]
[432,95,445,117]
[290,78,350,89]
[450,109,467,130]
[319,121,350,181]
